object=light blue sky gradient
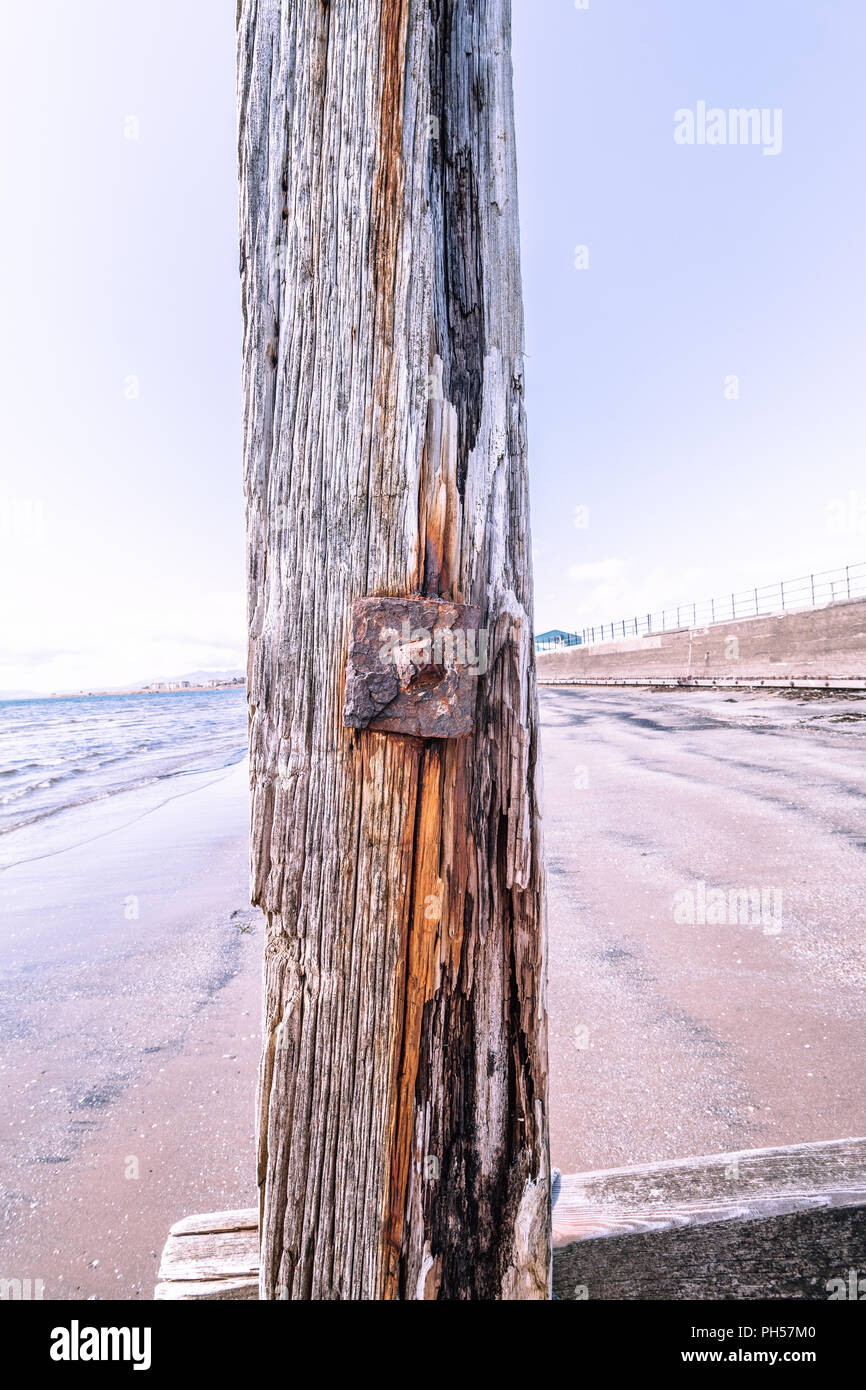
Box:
[514,0,866,632]
[1,1,864,691]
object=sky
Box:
[1,0,865,692]
[514,0,866,633]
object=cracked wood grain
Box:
[238,0,549,1300]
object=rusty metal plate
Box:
[343,596,484,738]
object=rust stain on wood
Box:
[371,0,409,344]
[382,742,445,1298]
[380,731,476,1298]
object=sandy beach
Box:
[2,687,865,1299]
[0,758,260,1300]
[543,687,866,1173]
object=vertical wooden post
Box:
[237,0,549,1300]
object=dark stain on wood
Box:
[428,0,487,489]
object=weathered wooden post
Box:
[238,0,549,1299]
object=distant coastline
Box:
[0,671,246,702]
[48,676,246,699]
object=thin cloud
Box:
[566,558,627,582]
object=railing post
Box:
[731,592,736,619]
[811,573,815,606]
[781,580,785,611]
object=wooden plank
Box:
[169,1209,257,1238]
[155,1278,258,1302]
[155,1138,866,1298]
[552,1136,866,1247]
[553,1206,866,1301]
[553,1189,866,1244]
[551,1137,866,1300]
[158,1228,259,1284]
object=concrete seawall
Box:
[537,597,866,684]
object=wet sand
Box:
[3,689,865,1299]
[0,760,260,1300]
[542,687,866,1174]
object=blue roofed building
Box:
[534,629,582,653]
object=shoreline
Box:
[1,683,246,703]
[0,759,260,1300]
[3,687,865,1297]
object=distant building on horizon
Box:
[534,629,582,653]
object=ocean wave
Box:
[0,689,247,836]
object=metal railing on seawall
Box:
[575,561,866,647]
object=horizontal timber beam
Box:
[155,1137,866,1301]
